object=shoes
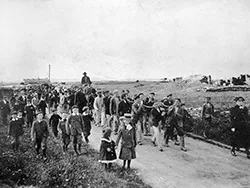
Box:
[151,140,156,147]
[174,142,180,146]
[159,148,163,152]
[231,150,237,156]
[138,141,142,145]
[203,132,207,139]
[181,147,187,152]
[164,144,169,147]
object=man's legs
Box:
[112,115,119,134]
[136,120,143,145]
[101,110,106,127]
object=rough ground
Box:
[90,126,250,188]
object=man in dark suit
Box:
[0,96,11,126]
[118,93,131,117]
[74,88,88,114]
[230,96,250,158]
[81,72,91,86]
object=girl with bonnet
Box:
[99,127,117,169]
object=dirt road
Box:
[89,126,250,188]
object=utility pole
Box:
[49,64,51,82]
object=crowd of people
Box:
[1,73,250,170]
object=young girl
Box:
[99,127,117,170]
[116,114,136,170]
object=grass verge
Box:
[0,126,151,188]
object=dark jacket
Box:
[110,97,119,116]
[8,118,24,137]
[66,114,84,136]
[103,96,111,115]
[0,100,11,115]
[82,114,93,136]
[49,114,62,127]
[31,120,49,140]
[81,76,91,85]
[150,107,163,127]
[24,104,36,119]
[116,125,136,148]
[118,100,131,116]
[230,105,250,147]
[99,138,117,162]
[230,105,249,130]
[142,98,155,114]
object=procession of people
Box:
[1,72,250,171]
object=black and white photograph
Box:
[1,0,250,187]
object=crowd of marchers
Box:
[1,74,250,171]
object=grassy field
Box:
[92,80,250,110]
[0,126,151,188]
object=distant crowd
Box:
[1,72,250,171]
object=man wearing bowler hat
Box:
[230,96,250,158]
[81,72,92,86]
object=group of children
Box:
[99,113,137,170]
[8,101,136,170]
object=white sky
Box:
[0,0,250,82]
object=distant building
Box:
[23,78,50,85]
[173,77,183,82]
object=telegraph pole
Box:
[49,64,51,82]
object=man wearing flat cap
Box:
[230,96,250,158]
[81,72,91,86]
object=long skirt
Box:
[119,146,136,160]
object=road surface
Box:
[89,126,250,188]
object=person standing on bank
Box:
[230,96,250,158]
[31,111,49,160]
[81,72,92,86]
[116,114,136,170]
[0,96,11,127]
[201,97,214,138]
[67,105,85,156]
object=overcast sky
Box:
[1,0,250,82]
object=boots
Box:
[78,144,81,154]
[180,136,187,152]
[74,144,79,156]
[246,148,250,159]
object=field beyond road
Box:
[93,80,250,109]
